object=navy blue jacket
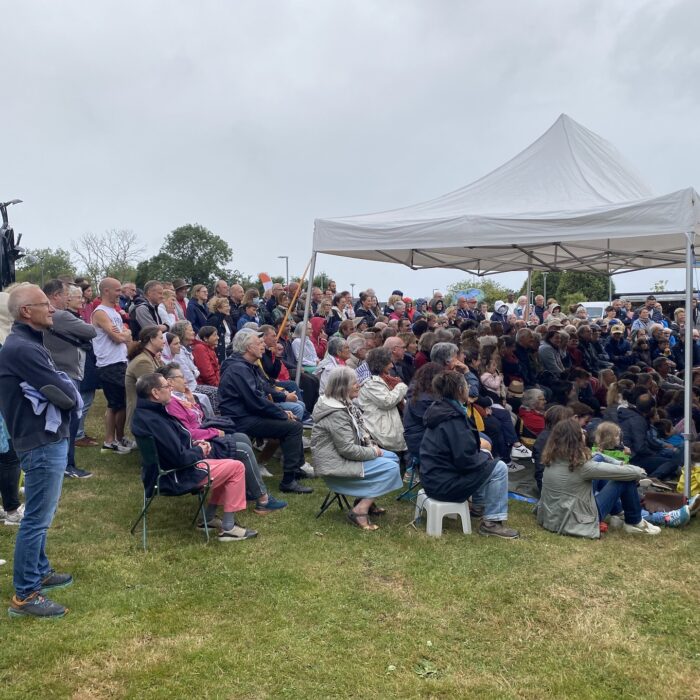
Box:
[186,299,209,333]
[420,399,497,502]
[218,353,288,428]
[402,390,434,459]
[0,322,77,452]
[131,397,208,498]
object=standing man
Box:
[119,282,137,312]
[43,280,96,479]
[0,284,80,617]
[92,278,133,453]
[132,280,166,334]
[172,279,190,320]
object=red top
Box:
[191,338,220,386]
[518,407,545,435]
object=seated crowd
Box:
[1,277,699,618]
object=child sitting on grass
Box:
[592,421,690,529]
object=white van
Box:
[580,301,609,319]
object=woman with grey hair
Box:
[314,336,351,394]
[345,335,366,371]
[291,322,319,372]
[169,320,218,415]
[311,367,402,530]
[358,348,408,453]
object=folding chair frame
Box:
[130,435,212,551]
[316,490,352,519]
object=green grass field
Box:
[1,393,698,699]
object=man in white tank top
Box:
[92,278,132,453]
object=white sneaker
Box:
[608,514,624,530]
[119,437,136,451]
[623,519,661,536]
[4,507,24,526]
[299,462,315,478]
[507,461,526,473]
[511,444,532,459]
[258,465,274,478]
[0,507,6,521]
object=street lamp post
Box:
[278,256,289,288]
[350,283,355,301]
[542,272,548,301]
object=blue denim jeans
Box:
[278,400,305,421]
[76,389,95,439]
[594,480,641,525]
[14,439,69,598]
[471,460,509,521]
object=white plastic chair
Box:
[414,489,472,537]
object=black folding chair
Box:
[130,435,212,550]
[397,456,421,502]
[316,490,353,519]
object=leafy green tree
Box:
[137,224,233,288]
[313,271,332,291]
[518,270,563,301]
[555,271,613,304]
[447,277,514,309]
[15,247,76,285]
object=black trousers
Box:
[237,416,304,483]
[0,443,21,513]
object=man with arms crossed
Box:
[0,285,80,617]
[92,278,133,453]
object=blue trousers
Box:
[14,439,69,598]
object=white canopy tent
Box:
[300,114,700,496]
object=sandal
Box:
[347,511,379,531]
[352,499,387,516]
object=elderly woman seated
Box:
[291,321,320,372]
[156,363,287,515]
[358,347,408,454]
[314,336,351,394]
[518,388,547,437]
[311,367,403,531]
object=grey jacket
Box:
[537,456,645,539]
[43,309,97,381]
[310,396,377,478]
[538,342,565,378]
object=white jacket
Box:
[358,375,408,452]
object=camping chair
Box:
[316,490,353,518]
[130,435,212,551]
[397,455,421,502]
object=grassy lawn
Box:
[1,393,699,699]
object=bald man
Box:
[0,284,80,617]
[92,278,133,452]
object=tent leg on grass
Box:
[295,251,317,387]
[683,232,694,499]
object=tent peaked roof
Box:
[313,115,699,274]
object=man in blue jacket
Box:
[0,284,80,618]
[219,329,312,494]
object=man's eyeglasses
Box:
[23,302,52,309]
[168,374,185,380]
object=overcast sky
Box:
[2,0,699,298]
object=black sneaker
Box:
[279,479,313,494]
[65,466,93,479]
[479,520,520,539]
[8,592,68,618]
[41,571,73,592]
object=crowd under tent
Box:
[299,114,700,496]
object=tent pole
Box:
[683,231,695,498]
[525,264,532,323]
[295,252,317,387]
[683,232,694,499]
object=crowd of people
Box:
[1,276,699,618]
